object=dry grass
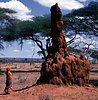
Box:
[0,63,98,100]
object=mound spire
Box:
[37,4,90,86]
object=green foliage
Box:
[1,2,98,39]
[90,50,98,60]
[16,20,36,38]
[63,2,98,60]
[0,7,17,50]
[63,1,98,36]
[68,47,81,55]
[4,15,51,41]
[0,2,98,60]
[65,1,98,18]
[0,8,16,25]
[39,96,53,100]
[33,15,51,36]
[2,1,97,42]
[0,8,16,14]
[1,24,19,41]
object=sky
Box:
[0,0,97,58]
[0,0,97,20]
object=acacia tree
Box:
[1,15,51,59]
[63,1,98,60]
[0,7,16,56]
[1,2,98,60]
[63,1,98,36]
[0,8,16,25]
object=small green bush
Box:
[39,96,53,100]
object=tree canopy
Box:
[0,8,16,26]
[0,8,16,50]
[63,1,98,36]
[63,1,98,60]
[0,1,98,60]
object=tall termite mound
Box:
[37,3,90,86]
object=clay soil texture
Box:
[0,63,98,100]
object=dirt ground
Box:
[0,63,98,100]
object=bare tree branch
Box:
[29,36,47,59]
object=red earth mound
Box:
[37,3,90,86]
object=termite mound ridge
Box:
[37,3,90,86]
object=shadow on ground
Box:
[12,79,98,92]
[89,80,98,87]
[0,80,97,95]
[14,84,37,92]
